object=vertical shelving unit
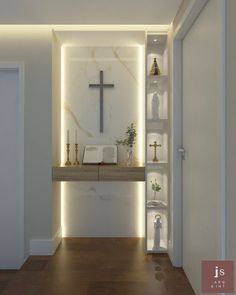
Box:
[145,33,169,253]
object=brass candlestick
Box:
[149,141,162,162]
[65,143,71,166]
[74,143,80,165]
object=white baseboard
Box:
[30,227,62,255]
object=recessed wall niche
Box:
[145,33,169,252]
[53,31,145,237]
[63,45,142,163]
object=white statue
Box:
[153,214,162,250]
[152,92,160,119]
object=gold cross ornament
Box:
[149,141,162,162]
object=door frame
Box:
[0,62,25,268]
[170,0,226,266]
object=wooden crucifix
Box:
[89,70,114,133]
[149,141,162,162]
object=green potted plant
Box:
[150,178,161,200]
[116,123,137,166]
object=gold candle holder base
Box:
[65,143,71,166]
[73,143,80,166]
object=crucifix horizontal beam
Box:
[89,70,114,133]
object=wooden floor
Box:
[0,238,195,295]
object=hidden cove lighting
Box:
[60,45,66,237]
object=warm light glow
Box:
[60,38,146,239]
[0,24,169,33]
[138,45,145,164]
[0,23,167,241]
[61,182,66,237]
[61,45,66,237]
[153,39,158,42]
[136,45,145,237]
[137,182,145,237]
[61,45,65,165]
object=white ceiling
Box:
[0,0,183,25]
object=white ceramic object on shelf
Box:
[151,92,160,120]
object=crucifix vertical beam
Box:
[89,70,114,133]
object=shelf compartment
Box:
[147,119,168,131]
[147,239,167,253]
[147,200,168,209]
[147,170,168,205]
[147,50,168,76]
[145,32,168,255]
[147,34,167,50]
[147,132,168,163]
[147,74,168,84]
[146,209,168,253]
[147,91,168,120]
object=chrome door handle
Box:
[178,147,186,160]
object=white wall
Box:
[0,0,182,258]
[182,1,224,293]
[0,27,53,256]
[0,26,159,256]
[167,0,190,267]
[0,67,24,268]
[226,0,236,290]
[52,32,62,241]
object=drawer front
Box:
[99,167,145,181]
[52,167,99,181]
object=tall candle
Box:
[67,130,69,144]
[75,130,77,144]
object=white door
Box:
[182,0,225,293]
[0,65,24,269]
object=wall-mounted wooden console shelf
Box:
[52,165,145,182]
[53,166,99,181]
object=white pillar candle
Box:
[67,130,69,144]
[75,130,77,144]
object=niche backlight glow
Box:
[60,41,145,238]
